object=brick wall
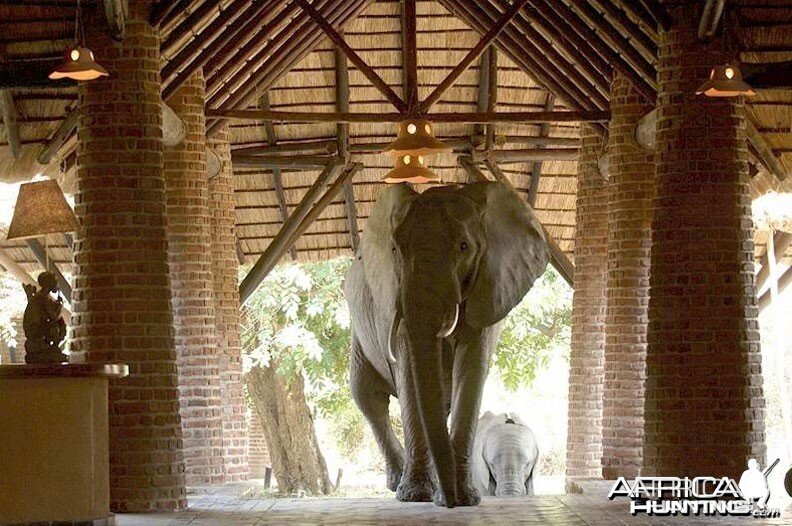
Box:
[246,409,271,479]
[566,124,608,484]
[601,73,654,479]
[207,125,249,481]
[643,4,766,479]
[73,6,187,512]
[164,71,225,486]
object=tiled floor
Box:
[116,486,792,526]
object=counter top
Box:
[0,363,129,379]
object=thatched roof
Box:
[1,0,790,277]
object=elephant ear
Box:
[461,182,550,327]
[360,183,417,313]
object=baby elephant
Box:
[471,411,539,497]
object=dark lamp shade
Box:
[49,46,109,81]
[382,119,452,157]
[383,154,440,184]
[696,64,756,97]
[6,180,79,240]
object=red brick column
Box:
[73,5,186,512]
[246,409,271,479]
[207,125,249,481]
[164,71,225,486]
[566,124,608,485]
[643,4,765,479]
[601,73,654,479]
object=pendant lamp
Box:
[382,119,452,157]
[383,154,439,184]
[6,180,79,241]
[50,0,108,81]
[696,63,755,97]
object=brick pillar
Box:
[643,4,765,479]
[207,125,248,481]
[164,71,225,486]
[601,73,654,479]
[246,409,271,479]
[566,124,608,486]
[73,5,186,512]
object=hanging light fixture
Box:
[382,119,452,157]
[382,154,440,184]
[6,179,79,241]
[696,63,755,97]
[49,0,108,81]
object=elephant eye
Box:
[460,241,468,251]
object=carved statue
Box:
[22,271,68,364]
[343,182,549,507]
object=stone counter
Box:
[0,363,128,525]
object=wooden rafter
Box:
[37,107,77,165]
[756,232,792,293]
[419,0,530,112]
[335,37,359,253]
[542,0,655,102]
[261,91,297,261]
[209,109,610,124]
[0,90,22,159]
[746,116,789,181]
[238,159,350,304]
[472,147,578,163]
[231,154,335,169]
[474,49,490,147]
[587,0,656,59]
[449,0,607,111]
[295,0,407,113]
[103,0,128,41]
[150,0,180,27]
[207,0,374,136]
[401,0,418,113]
[528,93,555,206]
[634,0,671,32]
[698,0,725,40]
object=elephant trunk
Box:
[402,277,459,507]
[409,328,457,507]
[494,468,526,497]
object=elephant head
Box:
[360,181,549,505]
[473,411,539,497]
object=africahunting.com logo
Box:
[608,459,784,518]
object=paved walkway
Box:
[117,487,792,526]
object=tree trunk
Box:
[246,362,333,495]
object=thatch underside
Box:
[1,0,790,277]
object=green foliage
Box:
[492,268,572,391]
[240,258,571,461]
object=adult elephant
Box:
[471,411,539,497]
[343,181,549,507]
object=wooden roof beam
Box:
[472,147,578,163]
[698,0,726,40]
[452,0,608,110]
[564,0,656,88]
[239,159,352,304]
[758,264,792,313]
[420,0,530,113]
[635,0,671,33]
[0,90,22,159]
[528,93,556,206]
[160,0,256,96]
[474,48,493,148]
[401,0,419,113]
[611,0,659,40]
[261,91,297,261]
[233,140,338,156]
[335,32,359,253]
[756,232,792,293]
[295,0,407,113]
[588,0,657,58]
[150,0,180,27]
[747,117,789,181]
[518,2,612,99]
[103,0,128,41]
[37,107,77,165]
[543,0,655,102]
[231,154,336,169]
[210,109,610,123]
[443,0,606,115]
[207,0,371,136]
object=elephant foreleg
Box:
[395,351,437,502]
[449,327,497,506]
[349,337,405,491]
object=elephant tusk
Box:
[437,303,459,338]
[387,305,402,364]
